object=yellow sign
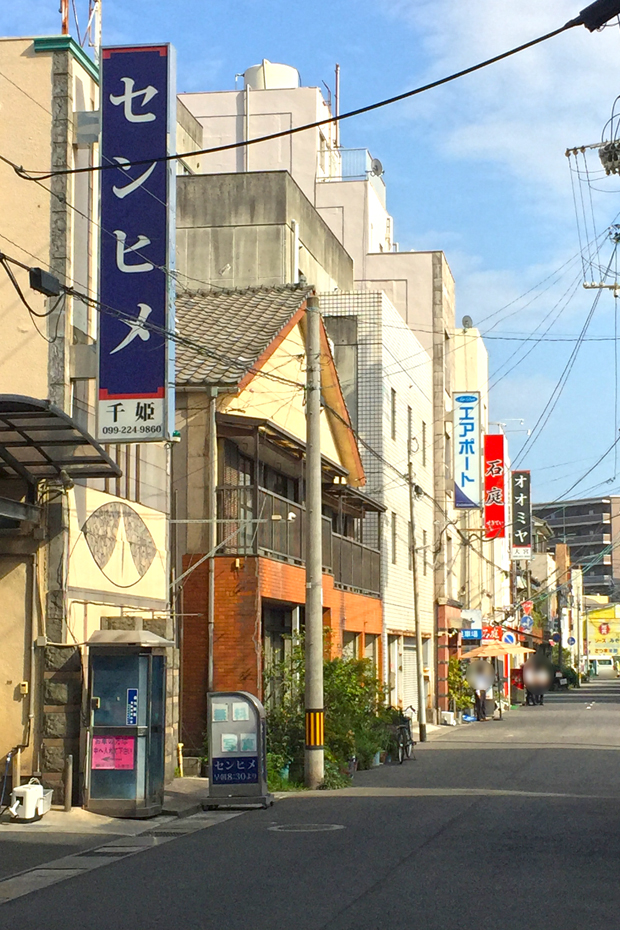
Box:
[586,606,620,655]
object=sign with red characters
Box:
[484,434,506,539]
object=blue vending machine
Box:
[85,630,172,818]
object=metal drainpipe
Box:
[244,85,251,172]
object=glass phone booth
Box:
[85,630,172,818]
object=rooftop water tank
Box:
[243,59,300,90]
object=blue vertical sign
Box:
[453,392,481,508]
[98,45,176,442]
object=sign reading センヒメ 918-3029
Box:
[97,45,176,443]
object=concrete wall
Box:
[179,86,337,202]
[316,179,394,275]
[176,171,354,292]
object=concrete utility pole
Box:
[408,462,427,742]
[305,295,325,788]
[206,386,218,692]
[556,543,570,672]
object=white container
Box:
[243,60,300,90]
[441,711,456,727]
[9,779,53,823]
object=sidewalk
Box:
[0,776,211,835]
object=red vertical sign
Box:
[484,434,505,539]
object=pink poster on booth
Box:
[114,737,135,770]
[91,736,135,770]
[92,737,115,769]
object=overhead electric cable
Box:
[2,12,599,183]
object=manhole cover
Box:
[268,823,345,833]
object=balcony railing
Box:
[216,486,380,597]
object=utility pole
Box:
[206,386,218,693]
[305,295,324,788]
[408,461,427,742]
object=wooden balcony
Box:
[216,487,381,598]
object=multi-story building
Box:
[180,61,470,714]
[534,496,620,598]
[172,285,384,752]
[320,291,434,713]
[0,35,202,797]
[452,324,511,628]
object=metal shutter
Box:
[402,637,419,711]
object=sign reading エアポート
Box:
[98,45,176,442]
[453,393,481,509]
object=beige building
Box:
[452,325,511,627]
[0,35,195,799]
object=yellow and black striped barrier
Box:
[305,709,324,748]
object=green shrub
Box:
[264,636,391,784]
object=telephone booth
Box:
[85,630,172,818]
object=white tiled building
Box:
[321,291,434,711]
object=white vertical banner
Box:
[453,392,481,509]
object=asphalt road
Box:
[2,680,620,930]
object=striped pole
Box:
[305,709,324,749]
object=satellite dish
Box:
[462,315,473,330]
[370,158,383,177]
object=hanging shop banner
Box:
[97,44,176,442]
[511,470,532,560]
[484,434,506,539]
[453,392,481,509]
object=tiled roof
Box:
[175,285,313,386]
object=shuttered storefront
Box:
[402,637,419,711]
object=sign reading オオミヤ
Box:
[97,45,176,442]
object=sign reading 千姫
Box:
[453,392,481,509]
[511,470,532,560]
[97,45,176,442]
[484,434,506,539]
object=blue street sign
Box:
[552,633,561,643]
[462,629,482,640]
[126,688,138,726]
[520,616,534,634]
[98,45,176,442]
[568,637,576,646]
[502,632,516,644]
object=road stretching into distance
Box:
[1,680,620,929]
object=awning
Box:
[0,395,121,483]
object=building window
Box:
[423,529,428,576]
[391,388,397,441]
[391,512,397,564]
[422,421,427,467]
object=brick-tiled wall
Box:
[180,553,383,753]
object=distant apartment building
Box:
[533,497,620,598]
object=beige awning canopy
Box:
[463,642,535,660]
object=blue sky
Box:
[3,0,620,501]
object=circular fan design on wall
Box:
[82,502,157,588]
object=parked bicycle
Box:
[395,706,416,764]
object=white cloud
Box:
[383,0,620,206]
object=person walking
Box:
[474,687,487,721]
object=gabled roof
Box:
[176,284,314,386]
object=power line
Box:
[6,18,584,183]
